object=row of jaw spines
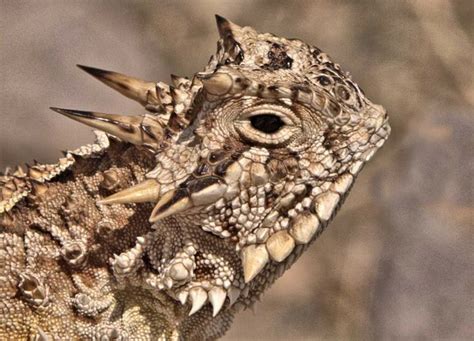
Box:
[100,173,356,318]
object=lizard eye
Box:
[249,114,285,134]
[234,105,301,147]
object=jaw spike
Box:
[77,64,158,106]
[149,189,193,223]
[50,107,163,147]
[97,179,161,205]
[241,244,269,283]
[148,176,228,223]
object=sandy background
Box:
[1,1,473,340]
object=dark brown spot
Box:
[187,176,221,193]
[283,157,299,174]
[264,43,293,70]
[267,159,288,182]
[141,125,157,140]
[209,151,226,163]
[317,75,332,86]
[323,131,333,149]
[194,163,209,177]
[328,101,341,116]
[336,85,351,101]
[311,47,322,59]
[157,188,189,213]
[215,159,235,176]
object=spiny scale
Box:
[149,189,192,223]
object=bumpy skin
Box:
[0,16,390,340]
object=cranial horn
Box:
[50,107,163,147]
[77,65,158,106]
[215,15,244,64]
[98,179,161,205]
[215,15,241,39]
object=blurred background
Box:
[1,1,472,340]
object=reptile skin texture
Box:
[0,16,390,340]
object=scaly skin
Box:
[0,16,390,340]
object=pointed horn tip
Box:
[215,14,231,34]
[214,14,242,36]
[50,107,93,118]
[215,14,228,24]
[49,106,64,114]
[76,64,111,78]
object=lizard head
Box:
[51,16,389,316]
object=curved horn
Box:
[214,15,244,64]
[77,65,158,106]
[50,108,163,148]
[215,15,242,39]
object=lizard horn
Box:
[50,107,163,148]
[215,15,241,39]
[98,179,161,205]
[77,65,158,106]
[214,15,244,64]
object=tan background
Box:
[1,1,473,340]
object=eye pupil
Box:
[250,114,285,134]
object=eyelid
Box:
[234,120,299,146]
[238,105,299,126]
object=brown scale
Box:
[266,158,288,183]
[264,42,293,70]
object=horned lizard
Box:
[0,16,390,340]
